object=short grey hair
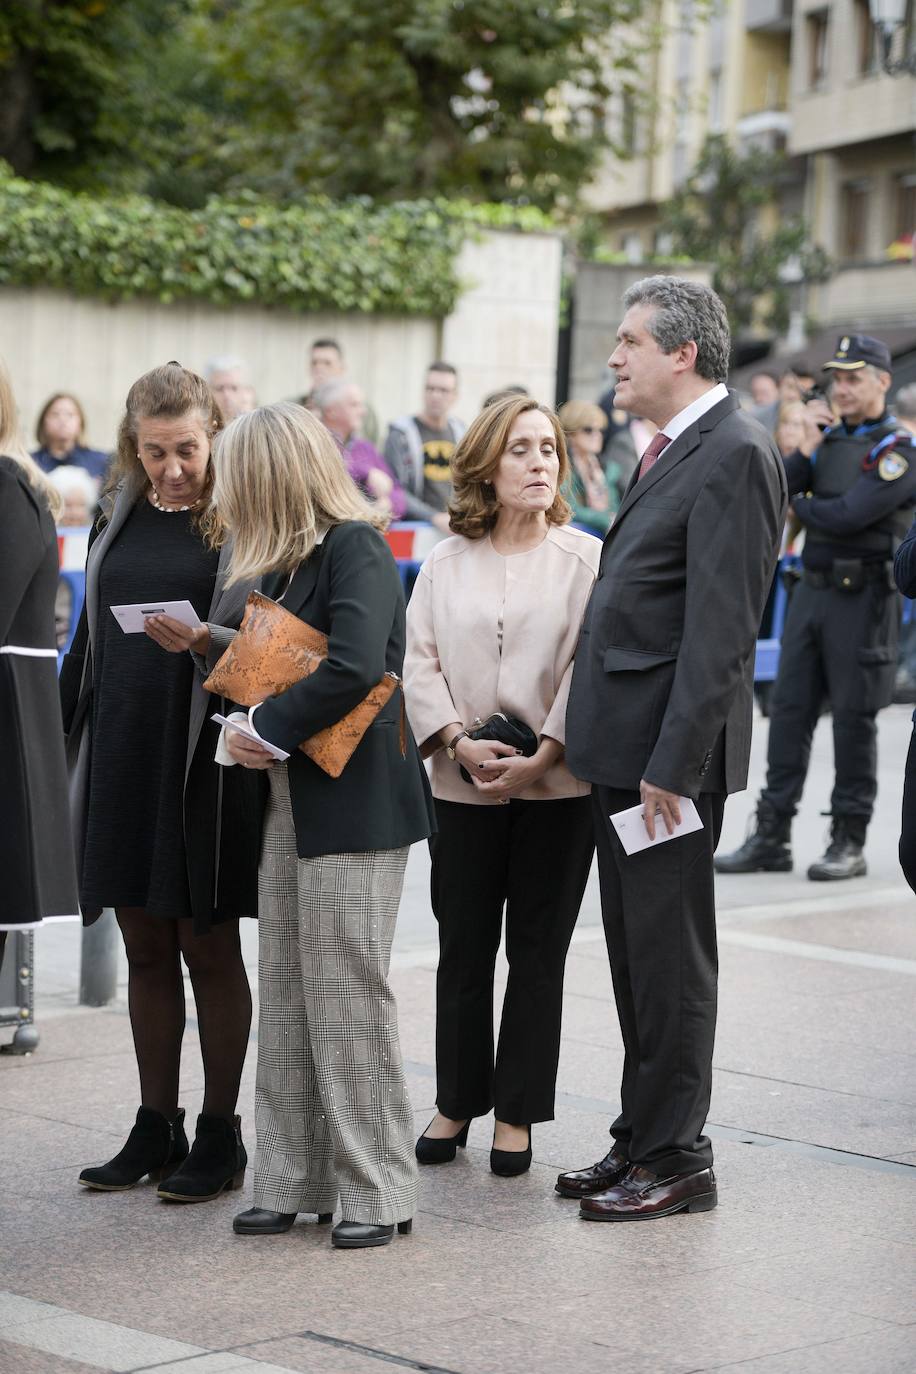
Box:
[205,355,248,381]
[893,383,916,420]
[622,276,731,383]
[311,377,356,414]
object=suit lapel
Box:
[85,486,136,648]
[273,547,325,619]
[610,392,740,530]
[612,426,701,524]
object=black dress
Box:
[0,457,79,927]
[80,499,227,923]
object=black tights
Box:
[116,909,251,1121]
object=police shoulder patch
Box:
[878,452,910,481]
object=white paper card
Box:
[110,600,202,634]
[211,713,290,762]
[610,797,703,856]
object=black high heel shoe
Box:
[79,1108,188,1191]
[490,1126,532,1177]
[332,1219,412,1249]
[415,1118,470,1165]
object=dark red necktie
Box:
[637,431,671,481]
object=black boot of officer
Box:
[714,801,793,874]
[807,814,868,881]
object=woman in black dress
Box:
[61,363,262,1202]
[0,360,79,959]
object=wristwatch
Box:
[446,730,468,761]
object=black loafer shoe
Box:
[331,1219,412,1249]
[555,1146,629,1198]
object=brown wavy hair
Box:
[105,362,224,544]
[449,396,571,540]
[36,391,88,448]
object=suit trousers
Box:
[592,786,726,1178]
[430,795,594,1125]
[252,766,418,1226]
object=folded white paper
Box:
[110,599,202,634]
[610,797,704,856]
[211,712,290,762]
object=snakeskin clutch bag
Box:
[203,590,403,778]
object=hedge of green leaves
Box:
[0,165,552,317]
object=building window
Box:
[621,232,644,263]
[854,0,877,74]
[621,93,638,157]
[807,9,830,88]
[897,174,916,240]
[708,69,723,131]
[840,180,870,259]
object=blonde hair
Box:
[106,362,223,544]
[449,396,571,540]
[557,400,608,435]
[213,401,387,586]
[0,359,62,520]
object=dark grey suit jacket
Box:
[566,391,788,799]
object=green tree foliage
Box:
[0,1,228,203]
[0,162,548,313]
[2,0,651,211]
[661,134,830,337]
[196,0,647,210]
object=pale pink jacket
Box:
[404,525,601,805]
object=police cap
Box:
[823,334,892,373]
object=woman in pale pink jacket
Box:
[404,395,600,1177]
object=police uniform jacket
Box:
[787,413,916,568]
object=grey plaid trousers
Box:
[252,766,419,1225]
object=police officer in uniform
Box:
[716,334,916,881]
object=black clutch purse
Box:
[458,712,538,784]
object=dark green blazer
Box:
[256,520,435,859]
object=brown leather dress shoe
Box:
[579,1165,717,1221]
[555,1147,630,1199]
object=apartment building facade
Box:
[588,0,915,341]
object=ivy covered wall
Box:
[0,166,551,317]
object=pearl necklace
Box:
[149,485,204,513]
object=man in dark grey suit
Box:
[556,277,787,1221]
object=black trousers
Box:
[592,786,726,1178]
[900,725,916,894]
[430,795,594,1125]
[761,579,898,822]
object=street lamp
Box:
[868,0,916,75]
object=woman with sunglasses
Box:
[558,400,616,533]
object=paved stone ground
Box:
[2,708,915,1374]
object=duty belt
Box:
[802,561,892,590]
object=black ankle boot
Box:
[79,1108,188,1191]
[157,1113,246,1202]
[331,1219,412,1249]
[807,815,868,881]
[714,803,793,874]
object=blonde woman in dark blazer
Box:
[214,402,434,1249]
[404,396,600,1176]
[61,363,262,1203]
